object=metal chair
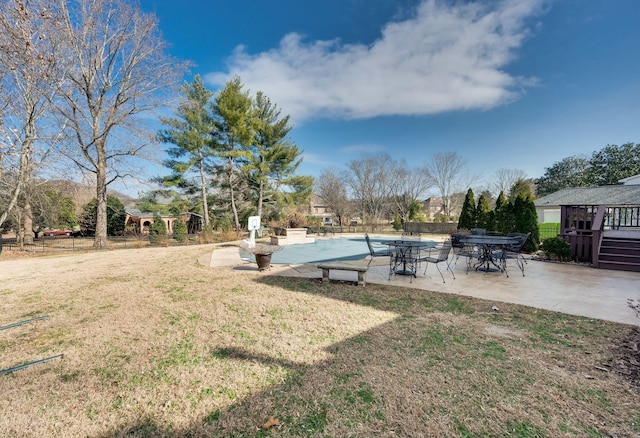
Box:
[500,232,530,277]
[364,233,391,267]
[452,233,475,268]
[418,239,455,283]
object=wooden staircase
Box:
[597,236,640,272]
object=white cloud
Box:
[341,143,387,155]
[205,0,544,123]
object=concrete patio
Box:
[205,236,640,327]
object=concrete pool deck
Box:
[204,235,640,327]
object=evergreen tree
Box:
[212,76,255,232]
[79,196,126,236]
[512,195,540,252]
[244,91,302,218]
[149,212,168,244]
[475,193,492,230]
[494,191,512,234]
[158,75,215,227]
[495,191,507,210]
[457,188,476,230]
[173,218,188,242]
[509,179,534,202]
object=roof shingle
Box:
[534,186,640,206]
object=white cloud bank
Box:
[206,0,544,123]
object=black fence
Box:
[538,222,561,239]
[1,234,210,254]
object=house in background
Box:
[422,196,445,220]
[124,207,193,235]
[307,194,335,226]
[533,174,640,272]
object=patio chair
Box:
[455,241,478,274]
[418,239,455,283]
[451,233,478,273]
[500,232,530,277]
[364,233,391,267]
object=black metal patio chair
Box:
[418,239,455,283]
[365,233,391,267]
[500,232,530,277]
[449,233,476,273]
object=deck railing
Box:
[605,206,640,229]
[560,204,640,264]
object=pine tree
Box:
[494,191,512,234]
[457,189,476,230]
[158,75,215,227]
[475,193,492,230]
[513,195,539,252]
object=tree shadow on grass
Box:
[98,276,637,437]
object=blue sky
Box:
[137,0,640,196]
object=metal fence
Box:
[1,234,211,254]
[538,222,560,240]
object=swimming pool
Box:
[269,237,370,264]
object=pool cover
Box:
[269,237,370,264]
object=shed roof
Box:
[534,186,640,207]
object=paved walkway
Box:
[204,238,640,327]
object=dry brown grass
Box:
[1,245,639,437]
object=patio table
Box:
[459,235,519,273]
[380,239,436,280]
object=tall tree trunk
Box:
[95,150,108,248]
[23,200,34,245]
[257,180,264,218]
[227,157,241,232]
[198,155,210,227]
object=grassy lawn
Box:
[1,245,639,437]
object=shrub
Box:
[285,211,307,228]
[215,217,232,232]
[305,216,323,227]
[173,219,188,242]
[199,224,216,244]
[392,215,403,231]
[149,212,168,245]
[540,237,571,261]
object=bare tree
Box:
[315,168,351,228]
[0,0,67,243]
[422,151,478,218]
[54,0,187,247]
[491,168,527,196]
[389,159,432,224]
[346,153,395,231]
